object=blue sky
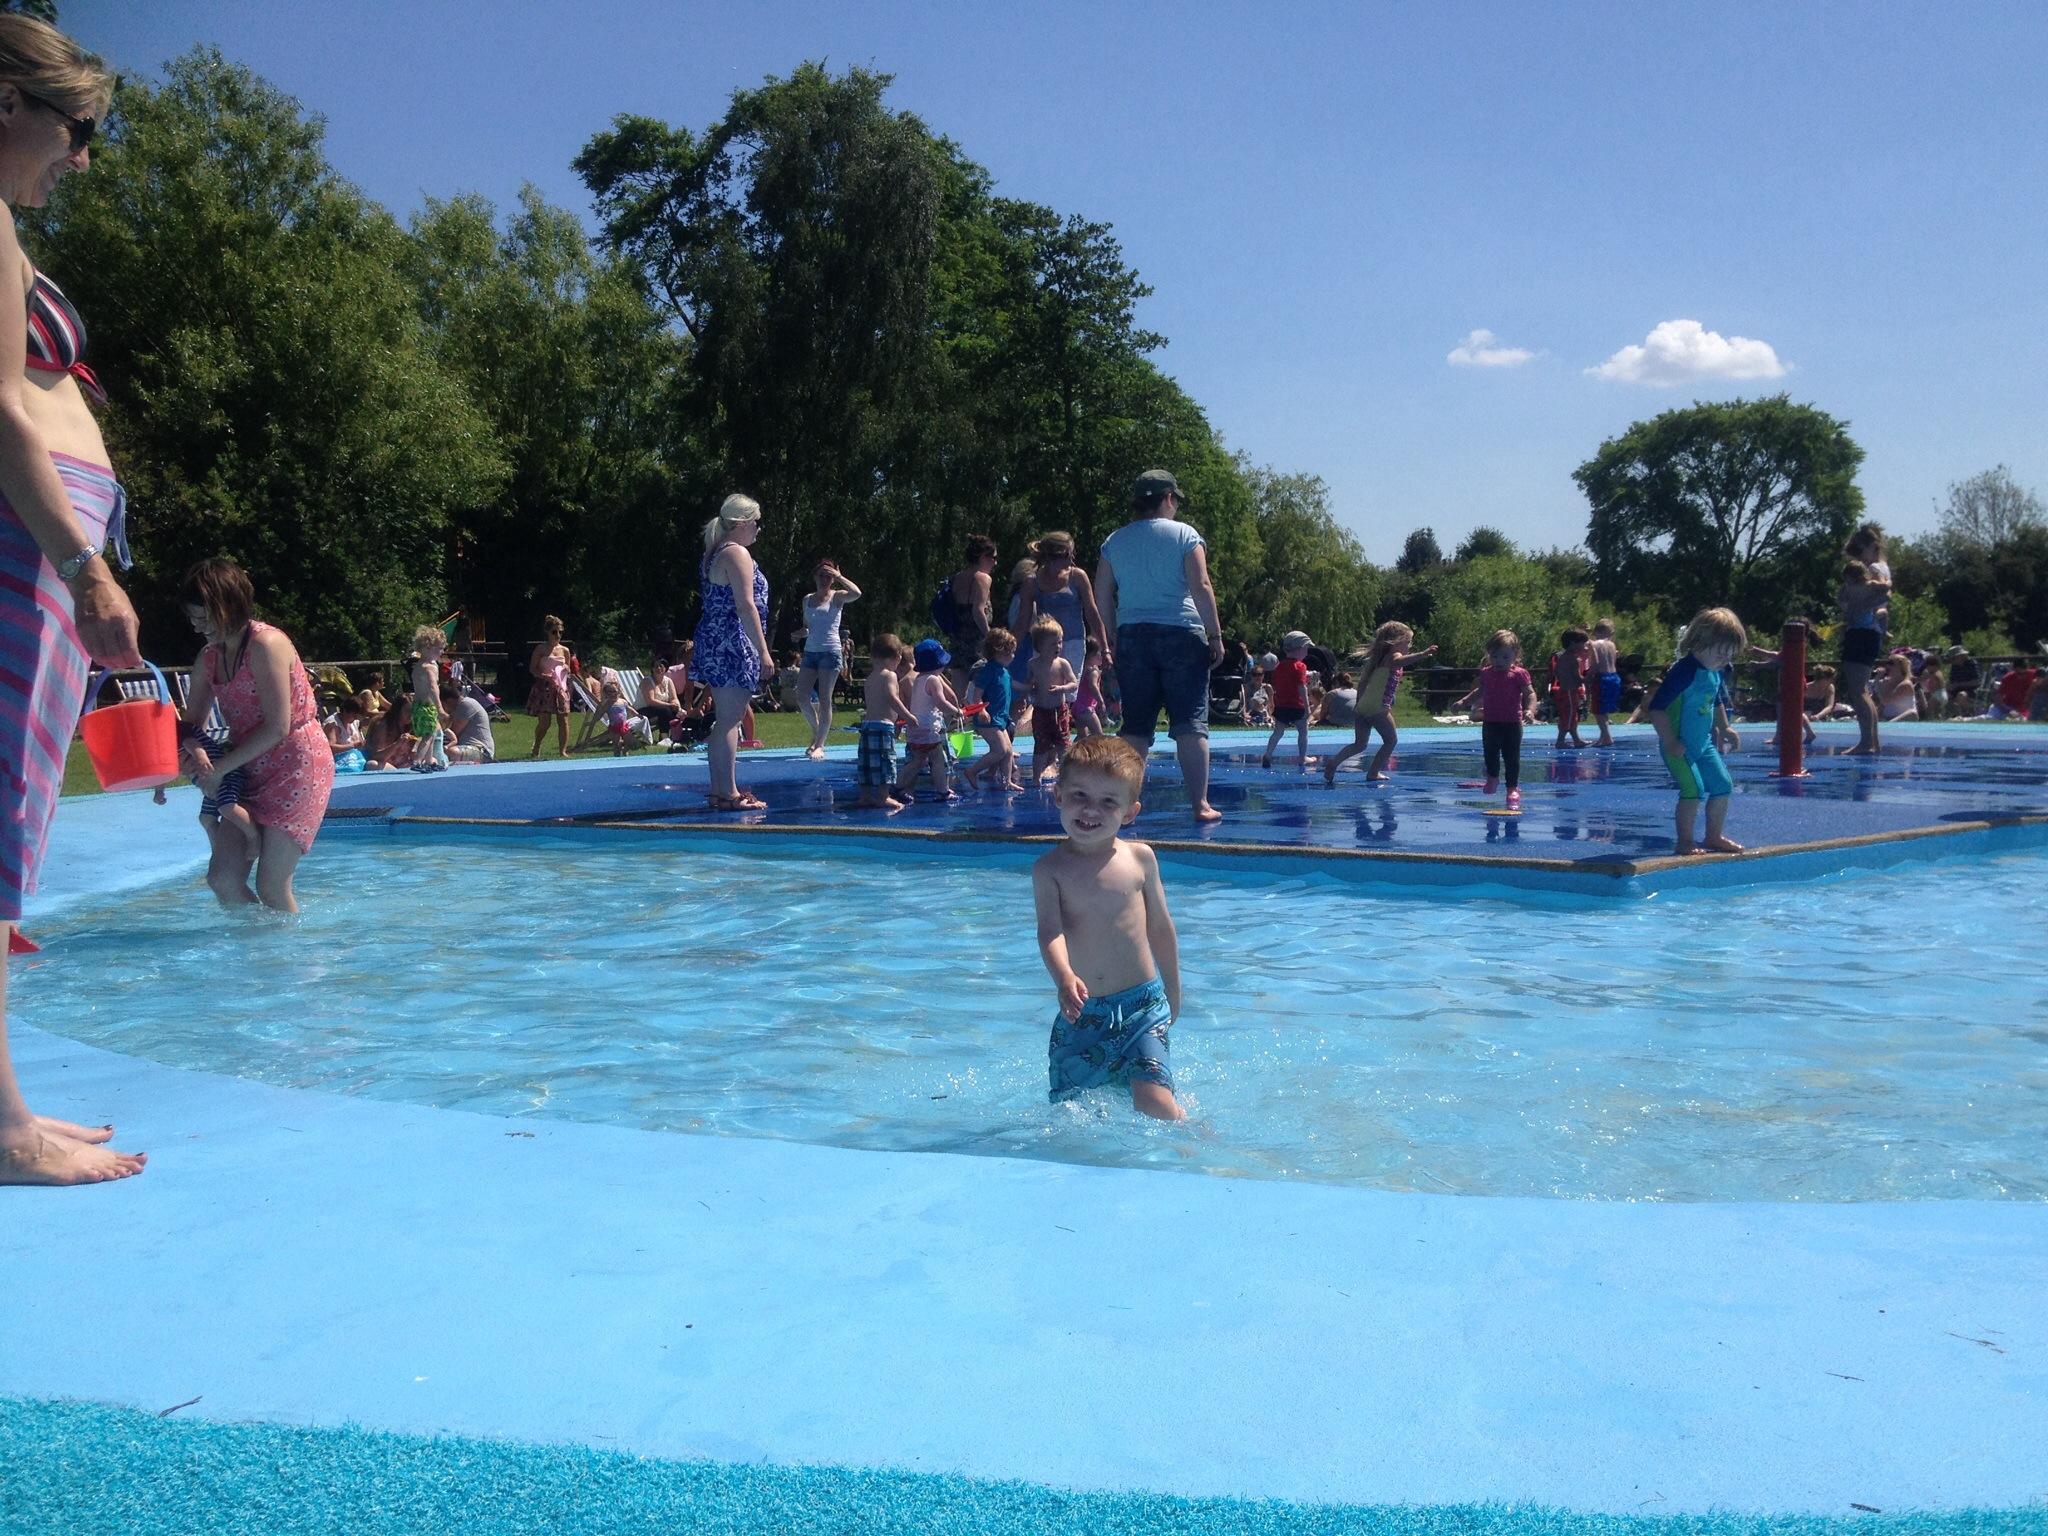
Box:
[69,0,2047,563]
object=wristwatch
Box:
[55,543,101,584]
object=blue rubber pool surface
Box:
[325,724,2048,884]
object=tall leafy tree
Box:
[402,188,687,657]
[21,49,503,657]
[1232,463,1381,648]
[1453,526,1514,562]
[575,64,944,637]
[1575,395,1864,622]
[1395,527,1444,573]
[1934,466,2044,556]
[578,63,1262,641]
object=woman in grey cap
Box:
[1096,469,1226,822]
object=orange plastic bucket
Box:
[79,662,180,793]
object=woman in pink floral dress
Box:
[179,559,334,912]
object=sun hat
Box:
[1282,630,1311,653]
[913,638,951,672]
[1944,645,1969,657]
[1257,651,1279,671]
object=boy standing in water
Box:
[1034,735,1186,1121]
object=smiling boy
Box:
[1032,734,1186,1121]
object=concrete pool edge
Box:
[7,785,2048,1518]
[5,1020,2046,1519]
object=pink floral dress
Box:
[205,621,334,853]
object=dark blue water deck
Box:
[325,721,2048,894]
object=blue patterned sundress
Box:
[692,548,770,690]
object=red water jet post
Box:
[1777,619,1808,778]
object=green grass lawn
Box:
[61,696,1450,799]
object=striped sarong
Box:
[1,453,128,920]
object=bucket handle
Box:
[84,660,175,712]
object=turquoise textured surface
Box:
[4,1397,2037,1536]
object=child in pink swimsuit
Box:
[1073,635,1106,738]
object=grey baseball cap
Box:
[1131,468,1183,505]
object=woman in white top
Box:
[796,559,860,759]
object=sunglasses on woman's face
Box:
[19,90,95,154]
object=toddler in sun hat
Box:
[895,638,964,801]
[1259,630,1316,771]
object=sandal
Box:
[706,792,767,812]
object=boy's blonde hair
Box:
[1030,615,1064,649]
[1592,618,1615,638]
[1681,607,1747,657]
[984,627,1017,659]
[870,632,905,662]
[411,624,445,654]
[1058,732,1144,795]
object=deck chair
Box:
[570,670,654,750]
[169,670,231,740]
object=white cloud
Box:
[1446,328,1535,369]
[1588,318,1787,386]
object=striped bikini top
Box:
[25,269,104,404]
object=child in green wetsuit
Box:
[1648,607,1746,855]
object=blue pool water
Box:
[15,832,2045,1202]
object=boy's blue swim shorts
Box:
[1048,974,1173,1100]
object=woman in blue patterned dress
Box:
[692,493,772,810]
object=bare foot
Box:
[1322,761,1338,788]
[0,1125,146,1185]
[1677,843,1702,856]
[1703,835,1745,853]
[33,1115,113,1144]
[804,746,825,760]
[1192,802,1223,823]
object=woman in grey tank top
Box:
[1015,531,1102,673]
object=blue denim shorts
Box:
[802,649,843,672]
[1048,975,1173,1100]
[1114,623,1210,744]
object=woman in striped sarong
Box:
[0,16,148,1185]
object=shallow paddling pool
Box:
[17,831,2044,1203]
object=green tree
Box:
[575,64,944,632]
[1395,527,1444,573]
[1929,525,2048,653]
[402,187,687,658]
[1453,526,1514,562]
[578,63,1261,643]
[1576,395,1864,623]
[1231,463,1381,649]
[1933,465,2045,555]
[22,49,503,657]
[1420,554,1596,668]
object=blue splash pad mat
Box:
[4,1397,2031,1535]
[323,725,2048,891]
